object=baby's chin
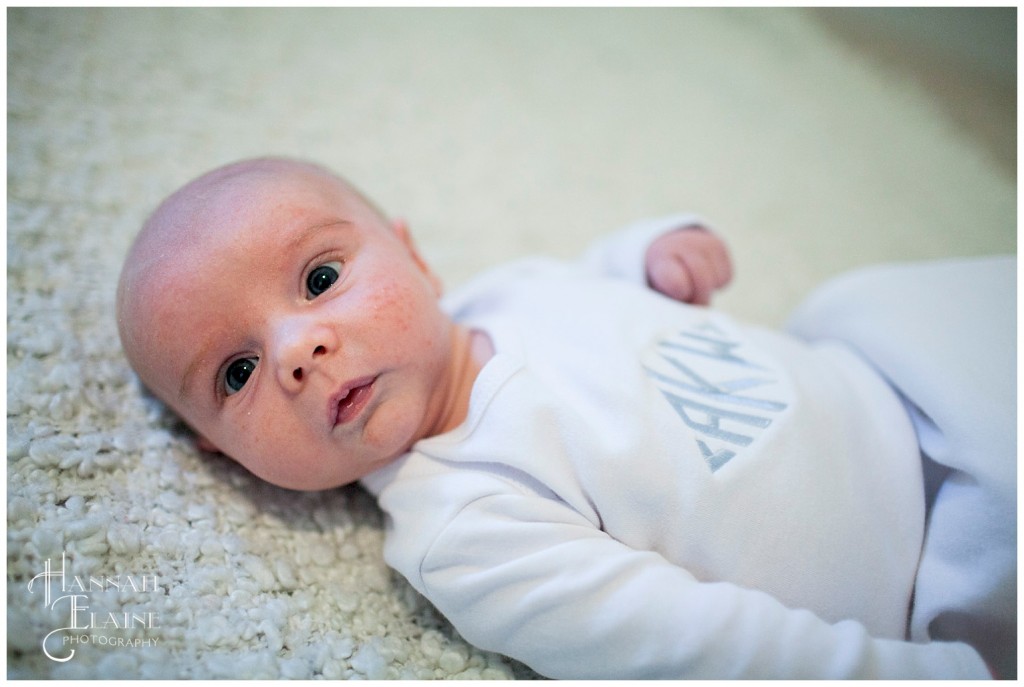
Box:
[253,464,345,492]
[236,451,381,492]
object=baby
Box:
[117,157,1014,679]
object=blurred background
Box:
[813,8,1014,180]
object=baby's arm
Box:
[371,456,992,680]
[413,492,990,680]
[580,214,732,305]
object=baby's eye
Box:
[306,261,342,299]
[224,357,258,395]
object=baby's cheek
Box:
[219,410,276,464]
[232,425,305,487]
[370,281,434,342]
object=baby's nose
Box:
[290,345,327,382]
[274,317,336,389]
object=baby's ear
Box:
[392,218,443,297]
[391,217,416,249]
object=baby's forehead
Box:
[163,164,330,227]
[136,166,346,267]
[124,168,303,304]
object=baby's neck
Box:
[432,325,494,437]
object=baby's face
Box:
[119,163,458,490]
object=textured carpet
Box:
[7,8,1015,679]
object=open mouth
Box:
[332,378,375,427]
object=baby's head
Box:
[117,157,459,490]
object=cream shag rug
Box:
[7,8,1014,680]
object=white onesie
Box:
[361,215,1002,679]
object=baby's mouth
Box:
[331,377,376,427]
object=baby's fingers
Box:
[708,238,734,291]
[647,252,699,304]
[676,250,715,305]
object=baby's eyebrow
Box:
[284,219,352,253]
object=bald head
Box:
[128,158,386,258]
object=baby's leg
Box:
[786,256,1016,678]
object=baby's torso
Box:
[371,259,925,637]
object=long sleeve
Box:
[578,212,710,283]
[413,485,990,680]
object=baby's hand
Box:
[644,225,733,305]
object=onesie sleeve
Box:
[578,212,711,284]
[412,488,991,680]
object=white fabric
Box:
[787,256,1017,678]
[361,216,994,679]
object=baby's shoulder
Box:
[443,256,580,313]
